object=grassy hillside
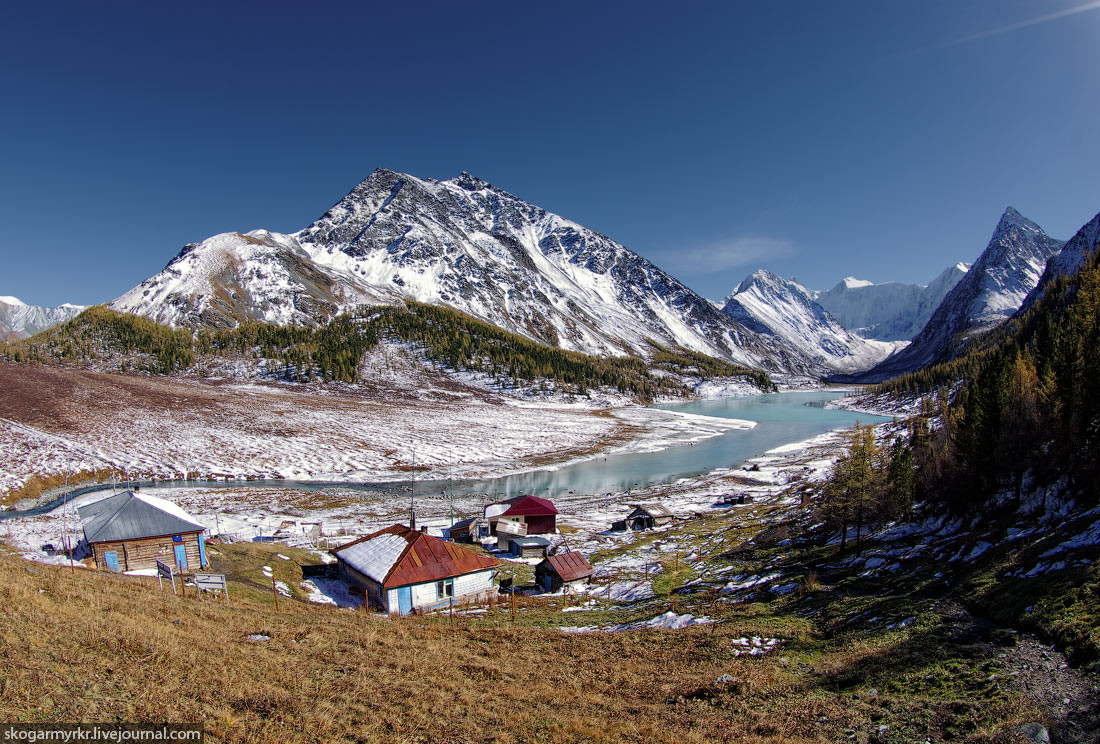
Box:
[822,246,1100,684]
[0,500,1057,743]
[0,302,772,402]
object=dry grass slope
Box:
[0,532,1045,744]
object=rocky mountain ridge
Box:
[855,207,1065,381]
[813,264,970,342]
[720,270,904,373]
[110,170,818,374]
[0,297,85,341]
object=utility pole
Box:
[409,450,416,531]
[63,471,74,575]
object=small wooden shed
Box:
[624,503,675,531]
[535,551,594,593]
[449,516,490,543]
[79,491,208,573]
[505,535,551,559]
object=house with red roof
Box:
[332,525,499,614]
[483,494,558,538]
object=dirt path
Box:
[938,601,1100,743]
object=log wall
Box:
[91,531,203,572]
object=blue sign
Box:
[172,535,182,543]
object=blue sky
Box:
[2,0,1098,307]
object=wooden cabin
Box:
[79,491,208,573]
[616,503,675,531]
[448,516,490,543]
[484,494,558,536]
[504,535,551,559]
[535,551,594,592]
[333,524,499,614]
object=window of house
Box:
[436,578,454,599]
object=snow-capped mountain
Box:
[858,207,1064,381]
[111,230,350,329]
[814,264,970,342]
[0,296,85,341]
[720,271,905,373]
[112,169,815,373]
[1020,209,1100,311]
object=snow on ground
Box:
[299,578,363,608]
[0,385,615,493]
[827,390,925,418]
[558,611,714,633]
[686,377,763,399]
[2,382,868,624]
[0,369,754,501]
[730,636,783,656]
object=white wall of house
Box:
[383,570,496,614]
[412,581,440,607]
[455,569,494,598]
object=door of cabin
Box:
[104,551,120,572]
[174,543,188,572]
[397,585,412,614]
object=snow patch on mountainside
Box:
[721,270,904,373]
[1021,209,1100,311]
[109,169,819,375]
[111,230,374,328]
[814,263,969,342]
[0,297,85,340]
[860,207,1064,380]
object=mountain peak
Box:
[734,269,785,294]
[993,206,1041,236]
[723,270,897,373]
[451,172,492,191]
[0,296,26,306]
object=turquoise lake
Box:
[3,390,890,519]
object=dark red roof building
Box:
[484,494,558,535]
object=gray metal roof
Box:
[630,503,675,519]
[79,491,205,544]
[509,536,551,547]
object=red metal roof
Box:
[492,494,559,517]
[542,551,593,582]
[338,524,500,589]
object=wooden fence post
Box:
[272,576,279,610]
